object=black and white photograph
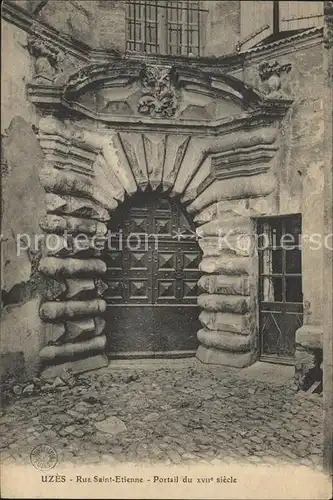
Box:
[1,1,332,498]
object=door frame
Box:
[256,213,303,365]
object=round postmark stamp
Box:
[30,444,58,471]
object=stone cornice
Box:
[26,58,292,134]
[122,50,245,73]
[27,87,291,136]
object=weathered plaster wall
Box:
[1,22,45,376]
[35,0,127,52]
[203,0,240,56]
[1,20,36,133]
[243,40,325,325]
[36,0,98,47]
[35,0,126,52]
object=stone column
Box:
[191,126,280,367]
[36,116,113,378]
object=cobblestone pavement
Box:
[0,360,323,469]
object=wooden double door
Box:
[102,193,202,358]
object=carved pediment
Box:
[28,59,291,126]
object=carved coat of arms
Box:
[138,65,178,118]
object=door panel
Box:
[103,193,201,358]
[258,215,303,364]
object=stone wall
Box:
[241,35,325,387]
[1,20,36,133]
[1,22,46,376]
[204,0,240,56]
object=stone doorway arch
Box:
[102,189,202,358]
[29,62,292,377]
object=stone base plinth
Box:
[295,324,323,349]
[295,324,323,390]
[196,344,256,367]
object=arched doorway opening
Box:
[102,192,202,358]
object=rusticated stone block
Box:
[198,274,249,296]
[162,135,190,191]
[39,257,106,278]
[94,278,108,297]
[66,218,107,236]
[45,235,103,258]
[187,173,276,214]
[143,133,166,189]
[40,354,108,379]
[39,335,107,362]
[40,214,67,233]
[39,298,106,321]
[65,279,96,300]
[193,203,217,224]
[45,193,110,222]
[39,167,93,197]
[43,278,67,301]
[199,234,252,258]
[92,185,119,212]
[44,322,66,344]
[120,132,149,189]
[171,137,207,197]
[94,316,106,336]
[44,193,67,212]
[198,216,252,237]
[102,135,137,196]
[61,317,105,343]
[181,156,212,204]
[40,214,107,235]
[199,310,250,334]
[198,294,250,314]
[198,237,222,258]
[196,344,255,367]
[197,329,252,352]
[94,154,125,203]
[64,318,96,341]
[200,256,249,275]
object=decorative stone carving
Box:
[138,65,178,118]
[27,35,60,82]
[259,60,292,98]
[27,35,81,83]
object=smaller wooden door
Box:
[258,215,303,364]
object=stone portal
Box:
[27,61,291,377]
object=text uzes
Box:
[41,475,66,482]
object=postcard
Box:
[1,1,332,499]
